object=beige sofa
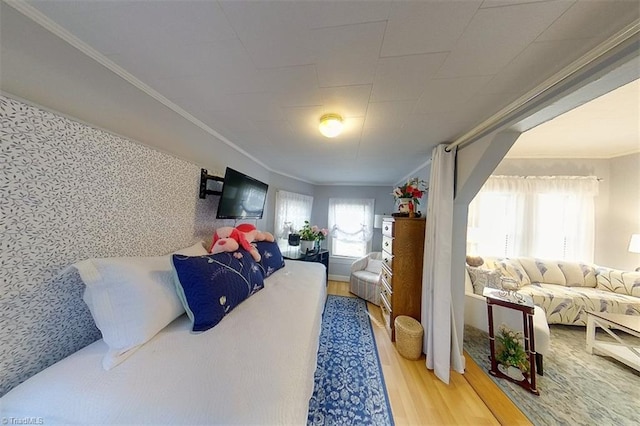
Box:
[467,257,640,326]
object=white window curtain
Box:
[468,175,599,262]
[328,198,374,257]
[273,190,313,239]
[421,144,462,384]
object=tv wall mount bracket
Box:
[199,168,224,199]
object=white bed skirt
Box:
[1,260,327,425]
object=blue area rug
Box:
[307,295,394,425]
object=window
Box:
[328,198,374,258]
[274,190,313,240]
[467,176,598,262]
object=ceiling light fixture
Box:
[319,113,343,138]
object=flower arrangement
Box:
[299,220,328,241]
[392,177,428,206]
[495,324,529,373]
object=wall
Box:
[310,185,395,279]
[0,96,305,396]
[604,152,640,270]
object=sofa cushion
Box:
[518,284,640,325]
[596,267,640,297]
[466,266,503,295]
[517,258,596,287]
[558,261,597,287]
[492,258,531,287]
[519,258,566,285]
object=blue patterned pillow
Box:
[172,249,264,332]
[255,241,285,277]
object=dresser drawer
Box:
[381,278,392,305]
[382,250,393,270]
[380,297,392,338]
[382,220,393,237]
[382,235,393,254]
[381,264,392,289]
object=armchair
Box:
[349,252,383,306]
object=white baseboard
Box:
[328,274,349,282]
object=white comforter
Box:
[0,260,327,425]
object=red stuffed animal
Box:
[209,226,261,261]
[209,235,240,255]
[235,224,275,243]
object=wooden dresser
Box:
[380,216,426,341]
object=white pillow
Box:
[365,258,383,275]
[74,255,185,370]
[173,241,208,256]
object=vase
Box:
[397,197,413,213]
[300,240,315,253]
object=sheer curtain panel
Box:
[468,176,599,262]
[274,190,313,239]
[328,198,374,257]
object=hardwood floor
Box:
[327,280,531,426]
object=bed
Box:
[0,249,327,425]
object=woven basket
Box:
[395,315,423,360]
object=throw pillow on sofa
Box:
[466,266,504,295]
[596,267,640,297]
[493,258,531,287]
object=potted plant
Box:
[392,178,427,214]
[298,221,328,252]
[495,324,529,381]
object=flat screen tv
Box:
[216,167,269,219]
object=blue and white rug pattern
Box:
[308,295,394,425]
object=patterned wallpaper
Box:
[0,96,228,395]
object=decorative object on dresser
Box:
[391,178,427,216]
[380,217,426,341]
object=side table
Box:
[483,287,539,395]
[281,246,329,279]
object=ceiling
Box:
[508,78,640,159]
[6,0,640,184]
